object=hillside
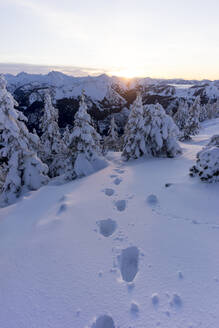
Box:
[0,118,219,328]
[4,72,219,133]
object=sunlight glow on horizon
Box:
[0,0,218,80]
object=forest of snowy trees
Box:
[0,74,219,206]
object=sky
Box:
[0,0,218,79]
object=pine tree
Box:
[199,103,208,122]
[122,94,181,160]
[187,96,201,135]
[173,99,191,140]
[143,103,181,158]
[63,125,71,147]
[122,92,145,160]
[0,74,49,205]
[104,116,121,152]
[66,91,102,179]
[215,99,219,117]
[190,134,219,183]
[40,90,68,178]
[210,99,219,118]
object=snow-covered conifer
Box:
[122,93,145,160]
[190,134,219,183]
[122,95,181,160]
[209,99,219,118]
[66,91,102,179]
[142,103,181,158]
[40,90,67,177]
[173,99,191,140]
[199,103,208,122]
[0,74,49,205]
[104,116,121,152]
[63,125,71,147]
[187,96,201,135]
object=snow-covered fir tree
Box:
[0,74,49,205]
[122,92,145,160]
[187,96,201,135]
[122,94,181,160]
[210,99,219,118]
[40,90,68,178]
[104,116,121,152]
[199,103,208,122]
[65,91,102,179]
[142,103,181,158]
[173,99,191,140]
[190,134,219,183]
[206,98,213,119]
[63,125,71,147]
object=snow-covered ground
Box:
[0,119,219,328]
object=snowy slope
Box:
[5,72,219,105]
[1,119,219,328]
[5,72,127,103]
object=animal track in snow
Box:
[155,204,219,230]
[98,219,117,237]
[113,177,122,185]
[115,199,126,212]
[104,188,115,196]
[119,246,139,282]
[91,315,115,328]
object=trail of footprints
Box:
[100,164,140,283]
[90,166,183,327]
[92,165,141,327]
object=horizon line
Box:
[0,62,217,82]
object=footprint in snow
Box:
[178,271,184,279]
[119,246,139,282]
[110,174,117,178]
[115,199,126,212]
[169,293,182,308]
[91,315,115,328]
[97,219,117,237]
[113,177,122,185]
[151,293,159,306]
[59,195,67,202]
[56,203,68,215]
[114,168,125,174]
[130,301,139,316]
[104,188,115,197]
[146,194,158,206]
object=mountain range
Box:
[4,71,219,133]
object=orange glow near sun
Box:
[109,68,145,79]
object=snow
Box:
[1,119,219,327]
[4,72,126,102]
[97,219,117,237]
[5,72,219,107]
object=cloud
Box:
[0,62,111,76]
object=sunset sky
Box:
[0,0,218,79]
